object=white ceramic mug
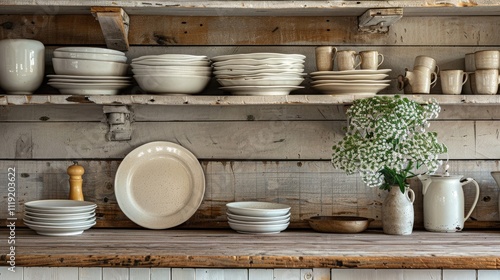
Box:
[414,55,440,75]
[0,39,45,94]
[315,46,337,71]
[440,70,468,95]
[336,50,360,71]
[474,50,500,70]
[474,69,500,95]
[406,68,438,94]
[359,50,384,70]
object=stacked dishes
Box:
[23,199,97,236]
[131,54,212,94]
[310,69,392,96]
[226,201,291,234]
[212,53,306,95]
[49,47,131,95]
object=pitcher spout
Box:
[418,173,431,195]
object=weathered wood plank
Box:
[1,160,499,229]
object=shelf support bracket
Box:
[358,8,403,33]
[103,105,132,141]
[91,7,130,51]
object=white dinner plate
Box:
[24,221,96,236]
[23,217,96,227]
[131,60,210,67]
[220,86,303,96]
[311,83,390,95]
[214,68,304,76]
[48,82,131,95]
[226,201,291,217]
[228,221,289,234]
[25,199,96,210]
[212,58,305,67]
[132,54,208,62]
[227,217,290,225]
[23,213,95,223]
[25,210,95,218]
[211,53,306,62]
[48,78,132,84]
[310,80,391,85]
[310,74,389,81]
[114,141,205,229]
[217,78,303,87]
[213,64,304,71]
[310,69,392,76]
[46,75,131,80]
[226,211,291,222]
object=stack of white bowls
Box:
[23,199,97,236]
[226,201,291,234]
[309,69,391,96]
[49,47,131,95]
[212,53,306,95]
[131,54,212,94]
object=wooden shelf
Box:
[2,94,500,106]
[6,228,500,269]
[2,1,500,16]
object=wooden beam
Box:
[91,7,129,51]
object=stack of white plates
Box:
[309,69,392,96]
[49,47,131,95]
[226,201,291,234]
[212,53,306,96]
[131,54,212,94]
[23,199,97,236]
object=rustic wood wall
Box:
[1,14,500,230]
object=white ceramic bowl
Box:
[131,69,212,76]
[53,51,127,63]
[132,54,208,62]
[0,39,45,94]
[55,47,125,56]
[134,74,211,94]
[131,60,210,67]
[52,58,128,76]
[226,201,291,217]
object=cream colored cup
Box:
[359,50,384,70]
[406,69,438,94]
[315,46,337,71]
[336,50,361,71]
[0,39,45,94]
[414,55,440,75]
[474,50,500,70]
[440,70,468,95]
[474,69,500,95]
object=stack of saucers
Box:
[49,47,131,95]
[226,201,291,234]
[23,199,97,236]
[309,69,392,96]
[212,53,306,95]
[131,54,212,94]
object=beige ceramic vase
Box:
[382,186,415,235]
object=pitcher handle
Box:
[407,188,415,204]
[461,178,480,222]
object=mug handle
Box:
[397,75,405,91]
[407,188,415,204]
[435,65,440,76]
[377,54,385,67]
[354,54,361,69]
[430,72,438,88]
[461,72,469,86]
[461,178,480,222]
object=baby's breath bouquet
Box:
[331,95,448,193]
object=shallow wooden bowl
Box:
[307,216,374,233]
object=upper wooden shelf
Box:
[1,94,500,106]
[7,228,500,269]
[2,0,500,16]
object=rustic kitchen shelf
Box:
[2,0,500,16]
[6,228,500,269]
[2,94,500,106]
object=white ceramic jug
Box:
[418,174,480,232]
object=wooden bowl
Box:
[307,216,374,233]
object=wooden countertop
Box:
[3,229,500,269]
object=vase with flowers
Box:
[331,95,448,235]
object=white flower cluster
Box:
[331,95,448,190]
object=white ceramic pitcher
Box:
[418,174,480,232]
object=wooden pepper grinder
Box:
[67,161,84,201]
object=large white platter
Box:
[114,141,205,229]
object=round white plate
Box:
[215,73,306,80]
[226,211,291,222]
[23,217,96,227]
[311,74,389,81]
[132,54,208,62]
[25,222,96,236]
[214,68,304,75]
[213,58,304,67]
[211,53,306,62]
[114,141,205,229]
[217,78,303,87]
[24,207,96,214]
[214,64,304,71]
[25,209,95,218]
[310,69,392,76]
[46,75,131,80]
[48,78,132,84]
[228,221,289,234]
[131,60,210,67]
[24,213,95,223]
[311,79,391,85]
[25,200,96,210]
[55,47,125,56]
[312,83,389,95]
[226,201,291,217]
[227,217,290,225]
[48,82,130,95]
[220,86,303,96]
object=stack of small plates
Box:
[212,53,306,95]
[23,199,97,236]
[226,201,291,234]
[131,54,212,94]
[309,69,392,96]
[49,47,131,95]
